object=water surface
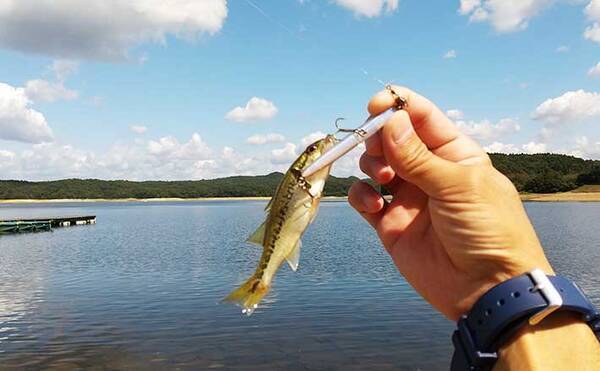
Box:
[0,201,598,370]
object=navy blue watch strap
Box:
[451,271,600,371]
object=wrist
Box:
[451,269,600,371]
[496,312,600,370]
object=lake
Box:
[0,201,599,370]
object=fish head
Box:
[302,134,336,165]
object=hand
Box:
[348,86,554,320]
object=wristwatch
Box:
[451,269,600,371]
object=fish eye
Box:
[308,145,317,152]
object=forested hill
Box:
[1,154,599,199]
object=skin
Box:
[348,86,600,369]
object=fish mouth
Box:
[324,134,338,146]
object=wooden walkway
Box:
[0,216,96,235]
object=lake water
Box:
[0,201,599,370]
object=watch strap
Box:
[451,271,600,371]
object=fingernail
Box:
[390,119,414,145]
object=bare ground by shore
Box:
[1,191,600,204]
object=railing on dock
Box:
[0,216,96,235]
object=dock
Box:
[0,216,96,235]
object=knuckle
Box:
[399,137,432,178]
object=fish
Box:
[223,134,336,315]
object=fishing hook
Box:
[333,117,367,140]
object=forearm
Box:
[494,312,600,371]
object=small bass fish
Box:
[224,135,336,315]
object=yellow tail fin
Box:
[223,276,270,315]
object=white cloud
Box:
[446,109,465,120]
[0,149,15,159]
[0,129,367,180]
[0,0,228,61]
[130,125,148,135]
[300,131,328,148]
[443,50,457,59]
[570,136,600,159]
[459,0,553,33]
[332,0,399,17]
[484,141,547,154]
[147,133,211,160]
[584,23,600,42]
[24,79,78,103]
[460,0,482,14]
[271,143,298,164]
[0,82,54,144]
[556,45,570,53]
[246,133,286,145]
[586,0,600,21]
[50,60,79,81]
[225,97,278,123]
[456,117,521,141]
[532,90,600,124]
[588,62,600,77]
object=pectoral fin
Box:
[285,239,302,272]
[246,221,266,246]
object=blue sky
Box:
[0,0,599,180]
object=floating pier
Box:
[0,216,96,235]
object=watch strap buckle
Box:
[527,269,563,325]
[453,316,498,370]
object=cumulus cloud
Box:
[50,60,79,81]
[556,45,570,53]
[570,136,600,159]
[532,90,600,124]
[484,141,548,154]
[271,143,298,164]
[459,0,553,33]
[246,133,285,145]
[0,0,228,61]
[24,79,78,102]
[589,62,600,77]
[130,125,148,135]
[586,0,600,21]
[0,129,368,180]
[585,23,600,42]
[225,97,278,123]
[0,82,54,143]
[443,50,457,59]
[456,117,521,141]
[332,0,399,18]
[446,109,465,120]
[300,131,328,148]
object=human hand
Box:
[348,86,554,320]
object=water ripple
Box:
[0,201,598,370]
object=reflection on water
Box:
[0,201,598,370]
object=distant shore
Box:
[1,192,600,204]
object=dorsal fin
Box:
[246,221,266,246]
[285,239,302,272]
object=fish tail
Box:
[222,276,270,315]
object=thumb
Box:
[381,110,459,197]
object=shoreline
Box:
[1,192,600,204]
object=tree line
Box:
[0,154,598,199]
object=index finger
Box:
[367,86,487,164]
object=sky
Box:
[0,0,599,181]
